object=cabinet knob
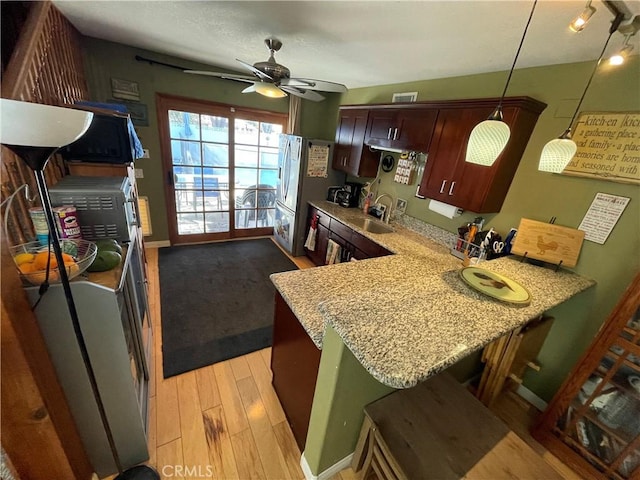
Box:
[449,182,456,196]
[387,127,393,140]
[393,128,398,141]
[439,180,447,194]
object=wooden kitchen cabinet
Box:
[365,107,438,153]
[532,273,640,479]
[417,97,546,213]
[333,108,380,177]
[271,292,322,450]
[304,205,392,266]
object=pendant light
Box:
[465,0,538,167]
[539,12,625,173]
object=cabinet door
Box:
[533,274,640,480]
[365,109,438,153]
[365,110,397,149]
[333,109,378,177]
[394,109,438,153]
[417,108,477,203]
[333,114,356,171]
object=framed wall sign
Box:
[107,99,148,126]
[111,78,140,101]
[562,111,640,185]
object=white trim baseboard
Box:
[516,384,548,411]
[144,240,170,248]
[300,452,354,480]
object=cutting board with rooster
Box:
[511,218,585,268]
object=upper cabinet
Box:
[365,107,438,153]
[416,97,546,213]
[333,108,380,177]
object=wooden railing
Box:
[1,1,89,247]
[1,2,94,478]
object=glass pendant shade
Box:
[465,119,511,166]
[539,130,577,173]
[242,82,287,98]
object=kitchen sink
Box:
[351,218,395,234]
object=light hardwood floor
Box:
[105,241,576,480]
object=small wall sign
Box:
[562,111,640,185]
[111,78,140,101]
[578,192,630,244]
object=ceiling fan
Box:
[184,38,347,102]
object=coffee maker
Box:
[337,182,362,208]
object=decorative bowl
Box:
[10,239,98,285]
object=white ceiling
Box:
[53,0,640,90]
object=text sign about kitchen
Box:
[306,144,329,178]
[511,218,585,268]
[562,112,640,185]
[578,193,630,245]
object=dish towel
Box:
[326,239,341,265]
[304,216,318,251]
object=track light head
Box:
[570,1,596,32]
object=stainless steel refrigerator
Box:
[274,134,342,256]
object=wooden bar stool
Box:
[352,372,563,480]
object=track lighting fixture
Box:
[570,0,597,32]
[465,0,537,167]
[609,34,634,65]
[539,12,625,173]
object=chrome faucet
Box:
[374,193,394,223]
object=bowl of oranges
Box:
[11,239,98,286]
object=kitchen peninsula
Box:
[270,200,596,477]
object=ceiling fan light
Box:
[569,3,596,32]
[539,130,577,173]
[465,119,511,166]
[255,82,287,98]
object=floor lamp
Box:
[0,99,158,480]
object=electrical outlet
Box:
[142,148,150,158]
[135,168,144,178]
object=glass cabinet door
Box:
[555,306,640,479]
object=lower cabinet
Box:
[271,292,322,450]
[305,205,392,266]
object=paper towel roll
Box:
[428,199,462,218]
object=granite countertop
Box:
[270,200,596,389]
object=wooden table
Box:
[352,372,562,479]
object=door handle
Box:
[439,180,447,194]
[449,181,456,196]
[387,127,393,140]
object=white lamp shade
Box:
[0,99,93,148]
[465,120,511,166]
[539,137,577,173]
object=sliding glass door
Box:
[157,95,286,244]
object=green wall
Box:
[81,37,340,243]
[341,57,640,400]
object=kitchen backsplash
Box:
[394,213,457,248]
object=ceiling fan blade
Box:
[184,70,256,84]
[236,58,273,81]
[281,78,347,93]
[279,86,325,102]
